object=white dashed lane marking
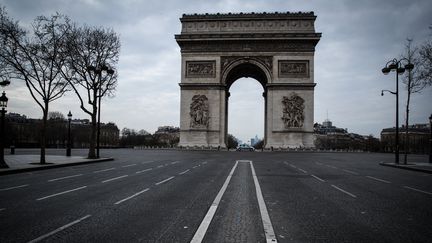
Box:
[403,186,432,195]
[114,188,150,205]
[155,176,174,186]
[311,174,325,182]
[93,168,115,173]
[101,175,128,183]
[179,169,190,175]
[366,176,391,184]
[0,184,29,191]
[48,174,83,182]
[331,185,357,198]
[136,168,153,174]
[28,215,91,243]
[342,169,359,175]
[122,164,137,168]
[36,186,87,201]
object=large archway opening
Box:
[228,78,264,147]
[224,61,269,148]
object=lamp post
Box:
[0,91,9,168]
[429,114,432,163]
[66,111,72,157]
[87,64,114,158]
[381,58,414,165]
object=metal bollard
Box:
[10,145,15,155]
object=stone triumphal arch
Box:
[175,12,321,149]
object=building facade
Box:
[381,124,430,154]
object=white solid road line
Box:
[155,176,175,186]
[342,169,359,175]
[0,184,29,191]
[101,175,128,183]
[366,176,391,184]
[311,174,325,182]
[297,168,307,174]
[403,186,432,195]
[114,188,150,205]
[122,164,137,168]
[171,161,180,164]
[179,169,190,175]
[36,186,87,201]
[157,165,164,168]
[136,168,153,174]
[190,161,239,243]
[48,174,83,182]
[0,208,5,211]
[93,167,115,173]
[250,161,278,243]
[28,214,91,243]
[142,160,154,164]
[192,165,198,169]
[331,185,357,198]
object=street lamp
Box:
[381,58,414,165]
[66,111,72,157]
[87,64,114,158]
[0,91,9,168]
[429,114,432,163]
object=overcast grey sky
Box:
[1,0,431,142]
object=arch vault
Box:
[175,12,321,149]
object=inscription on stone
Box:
[190,95,210,128]
[278,60,309,78]
[186,61,216,78]
[281,93,305,128]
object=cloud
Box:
[1,0,431,140]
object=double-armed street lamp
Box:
[0,91,9,168]
[381,58,414,164]
[87,64,114,158]
[66,111,72,157]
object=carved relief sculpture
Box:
[190,95,210,128]
[278,60,309,78]
[281,93,305,128]
[186,61,215,78]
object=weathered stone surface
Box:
[176,12,321,149]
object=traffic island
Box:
[379,162,432,174]
[0,155,114,175]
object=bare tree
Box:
[418,26,432,85]
[401,34,432,163]
[61,24,120,159]
[0,8,70,164]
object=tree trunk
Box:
[87,92,97,159]
[404,80,411,165]
[40,103,48,164]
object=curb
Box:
[379,162,432,174]
[0,157,114,176]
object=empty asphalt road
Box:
[0,149,431,242]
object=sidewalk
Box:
[0,155,114,175]
[380,162,432,174]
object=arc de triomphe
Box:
[175,12,321,149]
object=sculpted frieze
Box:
[278,60,309,78]
[186,61,216,78]
[281,93,305,128]
[181,20,315,33]
[190,95,210,128]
